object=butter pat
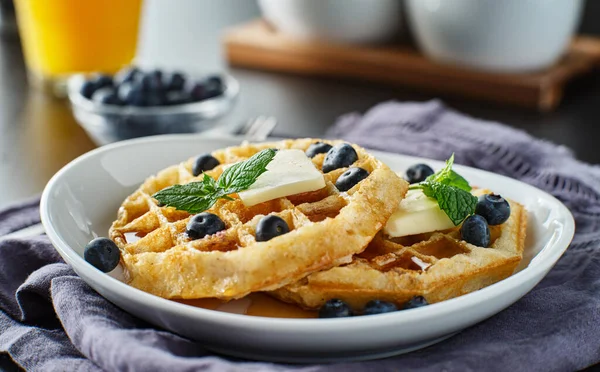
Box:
[238,149,326,206]
[384,189,455,237]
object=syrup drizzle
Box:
[124,231,147,244]
[175,293,317,318]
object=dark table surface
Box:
[2,3,600,210]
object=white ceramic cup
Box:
[258,0,403,45]
[407,0,585,72]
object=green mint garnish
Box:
[153,149,277,213]
[409,154,477,225]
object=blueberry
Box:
[305,142,332,158]
[147,71,164,91]
[205,75,224,92]
[149,69,163,82]
[125,85,147,107]
[203,85,223,100]
[475,194,511,225]
[136,73,162,92]
[186,212,226,240]
[363,300,398,315]
[460,214,491,247]
[192,154,220,176]
[335,167,369,192]
[403,296,429,310]
[255,215,290,242]
[187,82,207,101]
[114,66,140,85]
[84,237,120,272]
[164,72,186,91]
[319,299,353,318]
[93,74,113,90]
[80,80,97,99]
[165,90,191,105]
[322,143,358,173]
[405,164,434,184]
[92,87,122,105]
[145,91,166,106]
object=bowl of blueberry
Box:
[67,66,239,145]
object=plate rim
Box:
[40,133,576,330]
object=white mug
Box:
[258,0,403,45]
[407,0,585,72]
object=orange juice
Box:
[15,0,142,82]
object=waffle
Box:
[109,139,407,300]
[270,190,527,310]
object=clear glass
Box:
[14,0,143,96]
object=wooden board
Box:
[224,20,600,111]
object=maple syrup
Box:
[124,231,147,244]
[175,293,317,318]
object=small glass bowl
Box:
[67,74,239,145]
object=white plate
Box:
[40,134,575,363]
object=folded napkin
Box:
[2,100,599,372]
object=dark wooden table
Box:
[2,30,600,210]
[2,0,600,209]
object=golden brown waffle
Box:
[270,190,527,310]
[109,139,407,300]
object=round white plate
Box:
[40,134,575,363]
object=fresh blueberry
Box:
[125,85,147,107]
[84,237,120,272]
[319,299,353,318]
[93,74,113,90]
[461,214,491,247]
[186,212,226,240]
[322,143,358,173]
[145,91,166,106]
[363,300,398,315]
[203,85,223,100]
[405,164,434,184]
[255,215,290,242]
[80,80,97,99]
[136,73,162,92]
[147,70,164,91]
[164,72,186,91]
[187,82,207,101]
[92,87,122,105]
[192,154,220,176]
[335,167,369,192]
[305,142,332,158]
[149,69,163,82]
[475,194,511,225]
[403,296,429,310]
[114,66,140,85]
[205,75,224,92]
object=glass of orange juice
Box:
[14,0,143,96]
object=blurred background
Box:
[1,0,600,209]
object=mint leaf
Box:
[153,180,220,214]
[420,154,471,192]
[218,149,277,193]
[410,154,476,225]
[152,149,277,214]
[421,183,477,225]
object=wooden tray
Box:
[224,20,600,111]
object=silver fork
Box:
[239,115,278,141]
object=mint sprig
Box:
[153,149,277,213]
[409,154,477,225]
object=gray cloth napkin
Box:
[2,100,600,372]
